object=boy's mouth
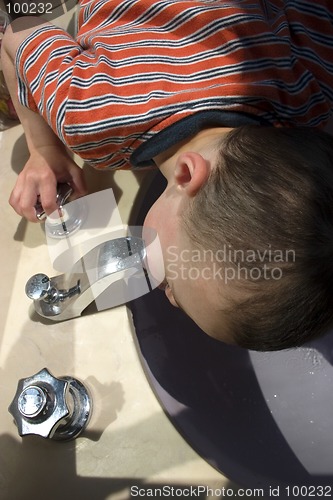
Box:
[158,279,169,291]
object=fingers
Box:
[9,154,88,222]
[67,163,88,199]
[9,175,58,222]
[38,180,59,218]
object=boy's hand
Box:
[9,145,88,222]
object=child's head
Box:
[145,125,333,351]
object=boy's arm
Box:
[1,17,87,222]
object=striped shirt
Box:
[16,0,333,169]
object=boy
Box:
[2,0,333,350]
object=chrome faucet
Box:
[25,236,148,321]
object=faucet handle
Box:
[25,274,80,307]
[8,368,92,440]
[25,273,52,301]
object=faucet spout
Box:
[25,237,147,321]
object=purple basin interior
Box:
[129,171,333,494]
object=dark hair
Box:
[183,125,333,351]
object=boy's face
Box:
[144,128,235,343]
[144,175,232,344]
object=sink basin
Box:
[130,171,333,494]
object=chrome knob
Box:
[25,274,81,304]
[25,273,53,301]
[8,368,92,441]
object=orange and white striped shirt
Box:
[16,0,333,169]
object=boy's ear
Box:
[174,152,210,197]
